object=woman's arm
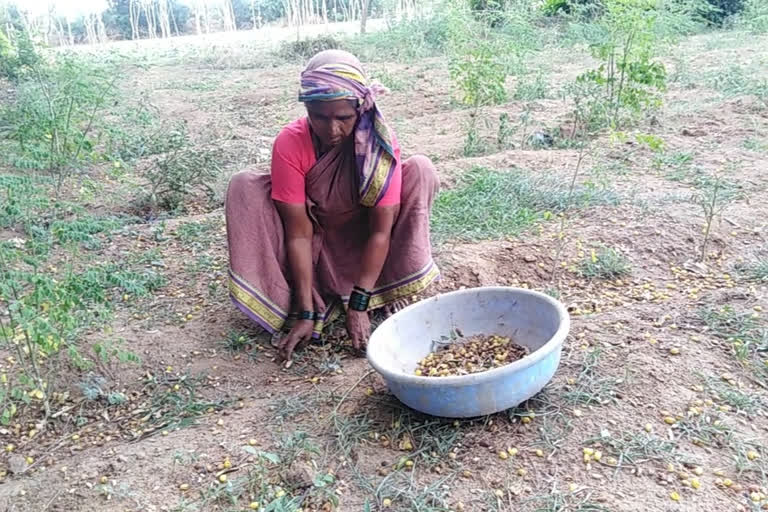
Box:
[275,201,314,359]
[356,205,398,291]
[346,205,398,350]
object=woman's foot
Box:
[384,298,410,317]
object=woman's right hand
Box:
[279,320,314,361]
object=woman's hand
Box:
[279,320,314,361]
[346,310,371,351]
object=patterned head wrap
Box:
[299,49,396,208]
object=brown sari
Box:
[225,138,440,336]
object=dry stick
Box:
[330,369,375,418]
[549,140,589,288]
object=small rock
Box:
[8,455,27,475]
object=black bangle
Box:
[353,285,372,296]
[296,311,317,321]
[349,291,370,312]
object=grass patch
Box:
[735,257,768,281]
[563,348,621,407]
[577,246,632,279]
[587,431,682,470]
[139,373,232,439]
[431,167,618,243]
[699,374,765,414]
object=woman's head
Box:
[299,49,382,149]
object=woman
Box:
[225,49,439,360]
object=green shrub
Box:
[1,51,119,187]
[742,0,768,32]
[570,0,668,131]
[142,142,224,213]
[701,0,745,25]
[0,29,40,81]
[277,35,342,61]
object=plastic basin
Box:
[366,287,570,418]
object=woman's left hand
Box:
[346,310,371,352]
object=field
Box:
[2,7,768,512]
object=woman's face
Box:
[306,99,358,149]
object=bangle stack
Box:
[349,285,371,312]
[296,310,318,321]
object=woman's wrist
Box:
[349,286,371,312]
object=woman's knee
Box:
[403,155,439,191]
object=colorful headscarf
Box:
[299,50,396,208]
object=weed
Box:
[219,329,260,359]
[563,348,621,406]
[587,431,681,470]
[431,166,619,243]
[139,373,231,438]
[674,410,734,447]
[744,137,768,152]
[706,64,768,106]
[175,218,219,247]
[699,374,765,414]
[142,143,224,214]
[737,259,768,282]
[578,246,632,279]
[524,489,612,512]
[692,173,743,261]
[514,72,551,100]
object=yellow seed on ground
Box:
[218,474,227,483]
[747,451,760,461]
[751,493,762,503]
[583,448,595,456]
[664,416,676,425]
[644,423,652,433]
[521,417,531,424]
[275,490,286,498]
[25,457,33,465]
[71,434,80,441]
[669,347,680,355]
[223,458,232,469]
[517,468,527,476]
[382,498,392,507]
[507,447,518,456]
[498,451,508,460]
[5,444,14,452]
[569,483,577,492]
[593,451,602,462]
[535,449,544,458]
[249,502,260,510]
[405,460,414,468]
[179,483,189,491]
[693,467,704,476]
[161,430,169,436]
[670,491,680,502]
[714,469,725,477]
[100,476,108,484]
[691,478,701,489]
[723,478,733,487]
[494,489,504,498]
[365,387,374,396]
[248,439,257,446]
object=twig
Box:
[330,369,375,418]
[41,489,62,511]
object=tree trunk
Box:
[360,0,369,34]
[322,0,328,25]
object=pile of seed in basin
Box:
[414,334,529,377]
